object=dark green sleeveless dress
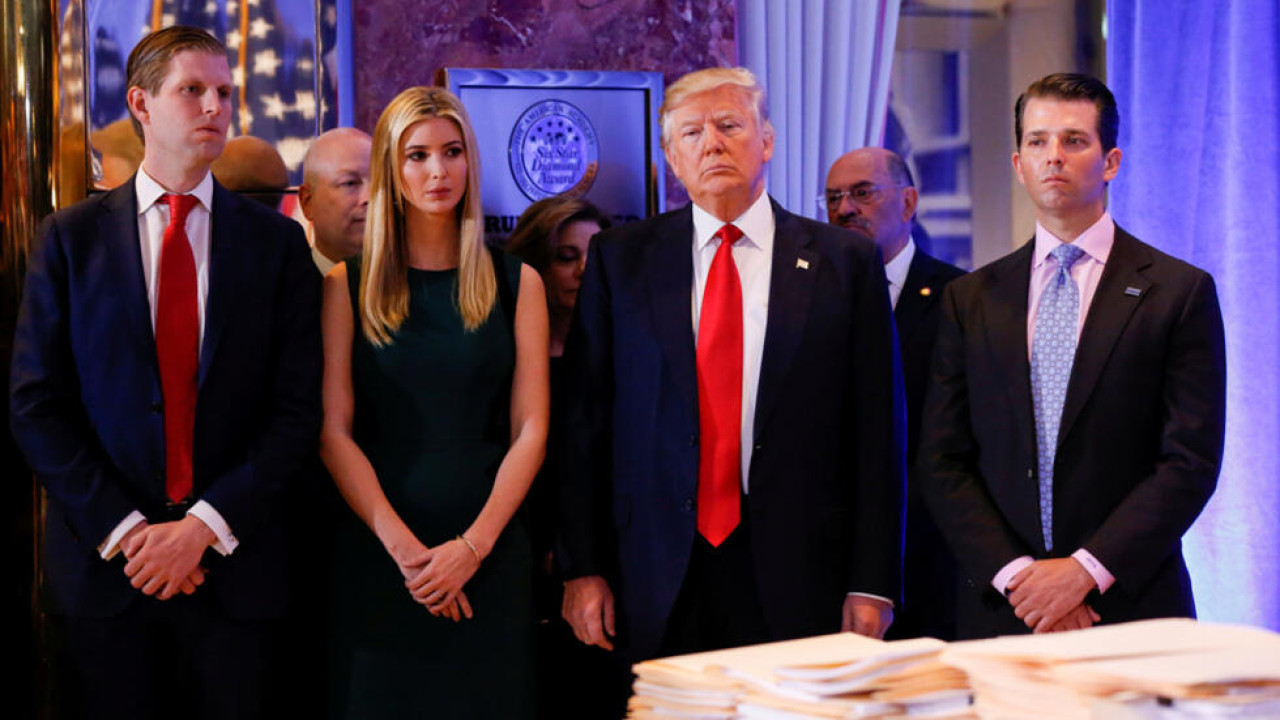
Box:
[330,253,533,719]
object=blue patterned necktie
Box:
[1030,243,1086,553]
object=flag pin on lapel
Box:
[796,258,810,270]
[1124,286,1142,297]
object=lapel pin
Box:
[919,287,932,297]
[796,258,810,270]
[1124,286,1142,297]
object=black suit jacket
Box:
[888,249,965,641]
[10,177,322,620]
[896,251,967,465]
[920,226,1226,639]
[558,199,906,660]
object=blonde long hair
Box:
[359,86,495,345]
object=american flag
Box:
[86,0,338,186]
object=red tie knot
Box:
[715,223,743,248]
[164,193,200,226]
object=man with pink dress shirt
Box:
[919,73,1226,638]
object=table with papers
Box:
[629,619,1280,719]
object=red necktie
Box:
[156,193,200,503]
[696,224,744,546]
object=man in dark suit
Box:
[920,73,1226,640]
[825,147,965,640]
[9,27,320,718]
[558,67,905,665]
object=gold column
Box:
[2,0,57,278]
[1,1,68,716]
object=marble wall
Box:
[353,0,739,208]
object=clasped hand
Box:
[121,517,212,600]
[1006,557,1101,633]
[398,538,479,622]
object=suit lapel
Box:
[753,203,818,440]
[983,242,1036,438]
[199,183,246,386]
[1059,227,1151,443]
[99,179,156,369]
[645,207,699,422]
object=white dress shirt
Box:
[884,237,917,310]
[99,167,238,559]
[690,191,774,493]
[690,192,890,608]
[312,244,337,276]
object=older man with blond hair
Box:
[558,67,906,666]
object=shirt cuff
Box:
[188,500,238,556]
[992,555,1035,596]
[846,592,894,609]
[1071,548,1114,593]
[98,511,146,560]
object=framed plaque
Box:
[439,68,665,243]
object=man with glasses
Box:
[824,148,965,640]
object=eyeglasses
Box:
[817,183,905,211]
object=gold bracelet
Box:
[458,534,482,565]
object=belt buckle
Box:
[164,498,193,519]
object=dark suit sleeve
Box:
[10,214,138,545]
[196,220,322,543]
[555,236,615,579]
[847,243,907,601]
[1082,272,1226,590]
[920,283,1029,587]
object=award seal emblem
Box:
[509,99,599,200]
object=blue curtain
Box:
[1108,1,1280,630]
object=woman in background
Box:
[506,196,611,357]
[320,86,548,718]
[507,196,622,719]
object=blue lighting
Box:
[1108,0,1280,631]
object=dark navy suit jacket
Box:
[558,199,906,660]
[10,177,321,620]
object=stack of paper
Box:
[630,633,975,719]
[940,619,1280,719]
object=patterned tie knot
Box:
[715,223,744,248]
[165,193,199,226]
[1050,243,1086,274]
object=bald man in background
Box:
[211,135,289,210]
[299,127,371,274]
[275,127,371,714]
[825,148,965,640]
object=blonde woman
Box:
[320,87,548,717]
